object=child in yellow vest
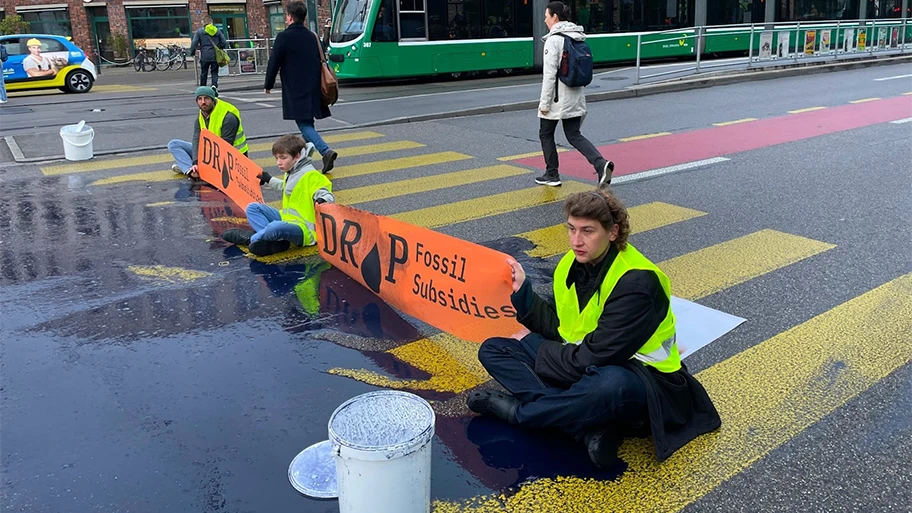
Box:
[221,134,334,256]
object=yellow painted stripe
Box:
[337,165,528,205]
[90,170,183,186]
[520,202,708,258]
[618,132,672,142]
[435,272,912,513]
[712,118,757,127]
[329,151,473,178]
[329,333,490,394]
[787,106,827,114]
[209,216,248,224]
[42,131,386,176]
[92,85,158,92]
[498,149,569,161]
[127,265,211,284]
[245,131,384,153]
[393,180,592,229]
[239,244,319,263]
[660,229,835,300]
[252,140,424,168]
[145,201,176,207]
[849,97,881,104]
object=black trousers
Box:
[539,117,608,178]
[477,336,648,438]
[199,61,219,87]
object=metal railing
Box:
[191,37,274,78]
[635,18,910,85]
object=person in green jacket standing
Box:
[189,16,227,90]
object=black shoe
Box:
[248,239,291,256]
[322,150,338,174]
[582,429,621,469]
[534,173,562,187]
[597,161,614,187]
[466,390,520,425]
[221,229,255,246]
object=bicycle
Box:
[132,46,156,72]
[168,44,187,70]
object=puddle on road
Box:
[0,175,618,507]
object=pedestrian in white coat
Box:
[536,1,613,187]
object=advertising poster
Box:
[890,27,899,48]
[878,27,887,48]
[858,30,867,51]
[804,30,817,55]
[759,31,773,59]
[820,29,831,52]
[778,33,791,58]
[843,29,855,52]
[239,49,257,74]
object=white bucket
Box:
[329,390,435,513]
[60,121,95,161]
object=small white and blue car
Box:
[0,34,97,94]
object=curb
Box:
[8,54,910,164]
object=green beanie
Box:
[195,86,218,100]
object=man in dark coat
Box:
[264,0,338,173]
[467,188,721,469]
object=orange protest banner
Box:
[197,128,264,209]
[316,203,523,343]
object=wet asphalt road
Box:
[1,63,911,512]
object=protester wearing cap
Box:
[467,187,721,469]
[167,86,248,180]
[23,38,57,79]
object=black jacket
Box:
[513,245,721,460]
[264,23,330,123]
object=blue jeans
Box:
[295,120,331,155]
[478,336,648,437]
[200,60,219,87]
[0,68,7,102]
[167,139,193,174]
[246,203,306,246]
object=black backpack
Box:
[558,35,593,88]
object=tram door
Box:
[398,0,428,40]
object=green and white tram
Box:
[326,0,910,80]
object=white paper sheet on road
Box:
[672,296,746,360]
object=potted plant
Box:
[110,32,130,61]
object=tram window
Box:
[372,0,398,40]
[333,0,374,43]
[400,0,428,39]
[568,0,612,34]
[617,0,693,31]
[482,0,512,37]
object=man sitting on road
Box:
[168,87,248,180]
[467,188,721,468]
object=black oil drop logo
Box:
[360,244,382,294]
[221,160,231,189]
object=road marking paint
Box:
[890,117,912,124]
[712,118,757,127]
[127,265,211,284]
[618,132,672,142]
[498,149,569,161]
[4,136,25,161]
[209,216,248,224]
[245,130,384,153]
[787,106,827,114]
[849,97,881,104]
[145,201,176,207]
[92,85,158,92]
[329,333,490,394]
[255,103,275,108]
[252,141,426,168]
[393,181,592,229]
[43,154,174,176]
[435,272,912,513]
[904,92,912,95]
[611,157,730,185]
[660,229,835,300]
[520,202,708,258]
[337,165,528,205]
[329,151,473,179]
[90,170,183,186]
[873,73,912,81]
[239,245,319,263]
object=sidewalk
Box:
[96,64,278,92]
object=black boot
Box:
[582,429,621,469]
[321,149,338,174]
[221,229,255,246]
[466,390,520,425]
[248,239,291,256]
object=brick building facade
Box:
[0,0,332,63]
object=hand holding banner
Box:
[316,203,524,343]
[197,128,264,210]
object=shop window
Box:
[20,10,72,37]
[268,4,286,35]
[128,7,192,40]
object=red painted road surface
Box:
[515,95,912,180]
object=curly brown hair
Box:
[562,186,631,250]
